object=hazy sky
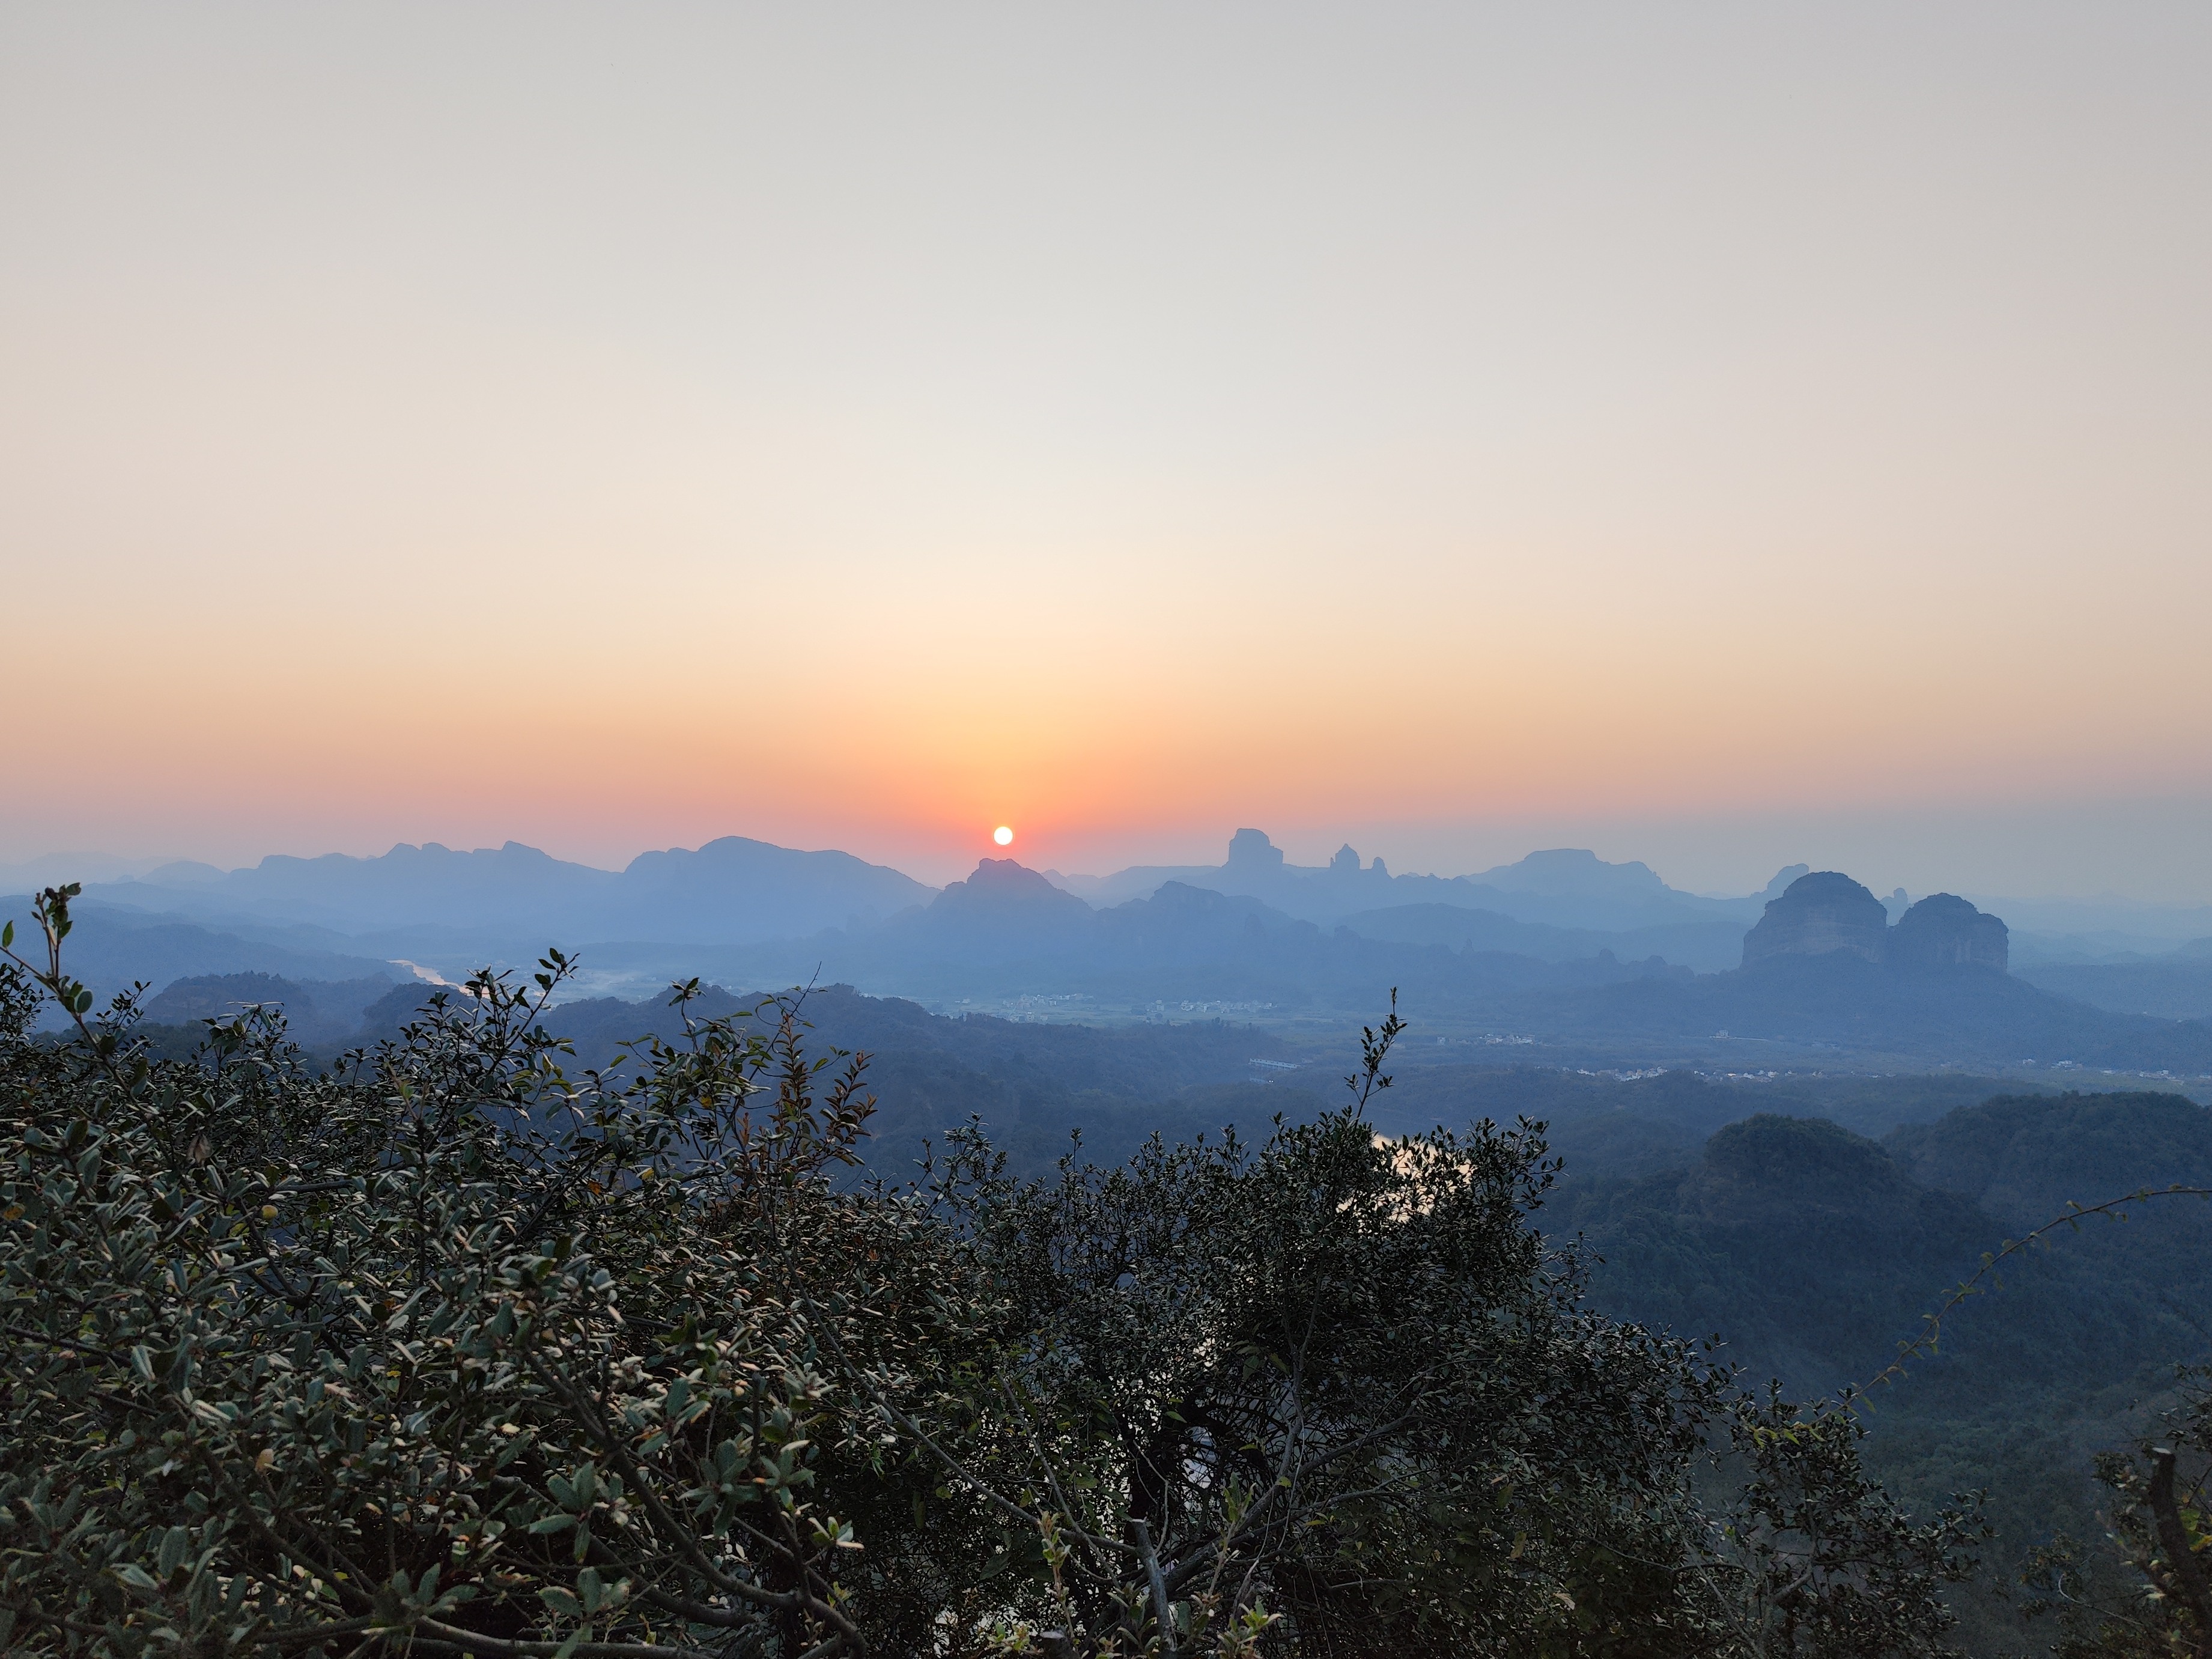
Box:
[4,4,2209,897]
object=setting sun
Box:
[992,826,1014,847]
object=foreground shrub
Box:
[0,889,1979,1657]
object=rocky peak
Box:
[1757,862,1812,901]
[1742,872,1890,967]
[1226,828,1286,869]
[1889,893,2008,972]
[932,858,1089,918]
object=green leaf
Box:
[538,1585,583,1618]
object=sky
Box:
[3,4,2209,899]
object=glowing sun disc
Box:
[992,826,1014,846]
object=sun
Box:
[992,825,1014,847]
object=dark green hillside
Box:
[1888,1089,2212,1225]
[1373,1064,2051,1180]
[140,970,400,1048]
[1554,1116,2005,1398]
[1557,1092,2212,1652]
[1558,1090,2212,1420]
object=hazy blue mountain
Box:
[1464,845,1671,899]
[1978,894,2212,960]
[0,852,178,889]
[1351,1062,2040,1190]
[26,836,2212,1076]
[2011,931,2212,1017]
[606,837,933,942]
[291,978,2090,1189]
[720,860,1677,1011]
[111,841,616,933]
[1050,829,1772,933]
[2017,958,2212,1021]
[1560,1115,2002,1395]
[89,835,934,951]
[0,894,404,1002]
[699,858,2212,1072]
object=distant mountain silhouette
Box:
[725,860,1676,1010]
[17,832,2212,1077]
[2019,956,2212,1021]
[705,856,2212,1069]
[1742,872,2010,973]
[89,835,934,951]
[1050,829,1767,937]
[1467,846,1671,900]
[0,894,404,1005]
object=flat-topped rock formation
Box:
[1889,892,2009,972]
[1742,872,1892,967]
[1742,873,2010,973]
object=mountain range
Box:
[88,835,932,946]
[9,830,2211,1077]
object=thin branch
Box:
[1865,1184,2212,1396]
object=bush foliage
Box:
[1,886,1984,1657]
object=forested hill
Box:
[1554,1103,2212,1401]
[1554,1092,2212,1652]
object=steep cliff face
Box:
[1889,893,2008,972]
[1739,874,2013,975]
[1741,872,1891,967]
[1225,828,1287,870]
